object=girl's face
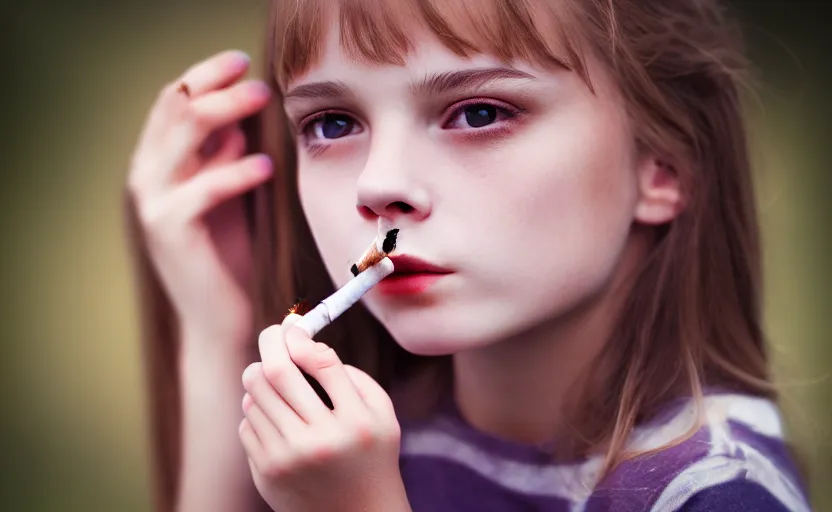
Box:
[285,27,652,355]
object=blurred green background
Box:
[1,0,829,510]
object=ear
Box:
[634,156,684,225]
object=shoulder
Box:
[678,479,794,511]
[586,394,811,512]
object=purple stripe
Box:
[400,399,567,466]
[677,479,791,511]
[727,420,808,497]
[584,426,713,511]
[401,454,572,511]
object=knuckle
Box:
[350,413,398,444]
[363,419,399,447]
[348,419,376,447]
[310,345,341,371]
[136,199,188,239]
[262,361,294,386]
[180,105,211,132]
[190,175,223,207]
[136,200,168,230]
[262,455,289,479]
[382,421,402,444]
[296,438,338,465]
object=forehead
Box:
[288,26,525,90]
[271,0,589,92]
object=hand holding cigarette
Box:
[294,220,399,338]
[241,305,409,512]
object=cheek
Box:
[457,102,639,301]
[534,102,637,238]
[297,163,361,286]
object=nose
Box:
[355,127,432,223]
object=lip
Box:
[378,255,453,296]
[387,255,452,275]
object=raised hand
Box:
[127,50,273,344]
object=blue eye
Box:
[463,104,498,128]
[445,101,516,130]
[306,113,359,140]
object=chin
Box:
[375,310,512,356]
[371,292,586,357]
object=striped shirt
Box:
[399,393,810,511]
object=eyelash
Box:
[440,98,522,130]
[296,98,523,150]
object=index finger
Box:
[258,324,332,423]
[284,326,366,416]
[177,50,251,97]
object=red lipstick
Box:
[378,255,453,296]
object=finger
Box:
[242,364,306,437]
[244,400,285,449]
[257,325,332,423]
[242,392,254,414]
[173,153,272,220]
[240,419,284,479]
[202,124,246,166]
[163,80,270,173]
[239,418,265,466]
[343,365,396,419]
[285,326,365,416]
[136,51,250,161]
[178,50,251,97]
[186,80,270,136]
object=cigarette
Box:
[351,224,399,276]
[294,257,395,338]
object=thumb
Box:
[281,313,311,356]
[281,313,303,332]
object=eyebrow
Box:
[410,68,536,96]
[283,67,535,103]
[284,81,353,102]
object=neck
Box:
[452,235,647,448]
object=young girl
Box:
[125,0,811,510]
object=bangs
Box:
[270,0,590,90]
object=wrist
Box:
[179,319,254,354]
[353,475,411,512]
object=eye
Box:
[463,104,497,127]
[444,101,517,130]
[302,112,361,141]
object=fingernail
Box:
[248,81,271,101]
[229,50,251,70]
[252,154,272,175]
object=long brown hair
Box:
[126,0,778,510]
